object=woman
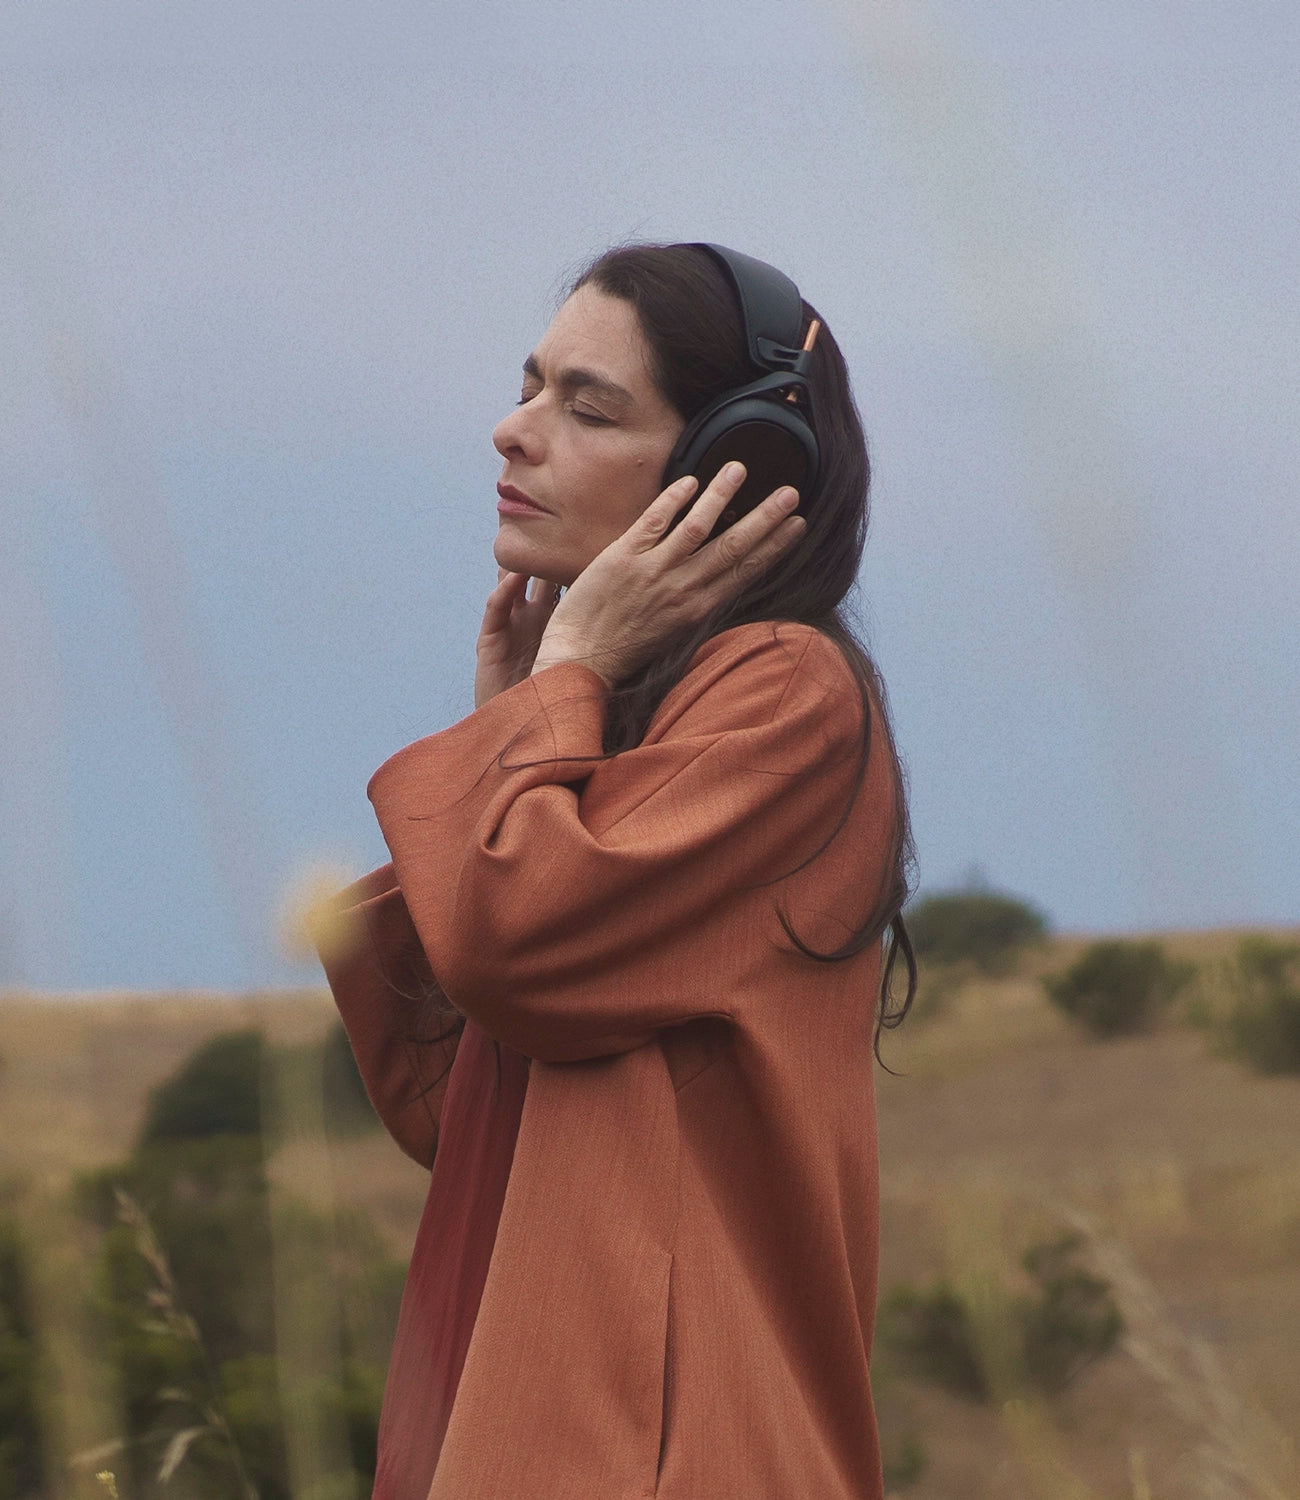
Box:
[315,242,915,1499]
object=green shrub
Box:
[1015,1234,1123,1394]
[78,1137,398,1499]
[139,1029,266,1147]
[212,1355,377,1499]
[880,1235,1122,1402]
[881,1434,926,1490]
[138,1023,377,1157]
[82,1136,276,1370]
[321,1022,379,1136]
[74,1023,403,1499]
[0,1214,46,1500]
[878,1281,988,1399]
[907,889,1048,973]
[1044,940,1194,1038]
[1222,936,1300,1074]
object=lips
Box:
[497,482,549,515]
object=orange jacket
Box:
[320,621,894,1498]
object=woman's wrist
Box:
[531,644,615,688]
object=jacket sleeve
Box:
[311,863,459,1169]
[368,623,869,1063]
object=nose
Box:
[492,399,544,464]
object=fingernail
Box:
[778,488,799,509]
[725,461,745,483]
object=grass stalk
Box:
[1058,1206,1299,1500]
[262,1041,353,1497]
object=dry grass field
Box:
[872,928,1300,1499]
[2,929,1298,1498]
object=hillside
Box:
[1,929,1297,1497]
[871,929,1300,1498]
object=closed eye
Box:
[516,388,612,425]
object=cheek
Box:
[619,461,667,524]
[626,440,674,499]
[561,432,677,551]
[586,451,662,524]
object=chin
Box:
[493,530,580,587]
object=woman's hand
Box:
[531,462,805,688]
[475,569,561,708]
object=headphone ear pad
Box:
[663,396,818,536]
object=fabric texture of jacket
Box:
[318,620,895,1498]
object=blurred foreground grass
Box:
[1,928,1298,1497]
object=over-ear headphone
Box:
[661,243,820,536]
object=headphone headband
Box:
[685,243,810,375]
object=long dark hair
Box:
[573,244,916,1051]
[404,243,915,1079]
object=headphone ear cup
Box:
[663,396,818,537]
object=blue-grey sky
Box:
[2,0,1297,989]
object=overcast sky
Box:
[2,0,1297,989]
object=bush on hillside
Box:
[321,1021,378,1135]
[906,889,1048,974]
[879,1280,989,1399]
[1015,1233,1123,1394]
[69,1024,405,1499]
[142,1023,377,1149]
[0,1214,46,1500]
[879,1234,1122,1402]
[80,1135,275,1368]
[881,1435,926,1491]
[1044,940,1194,1039]
[139,1028,265,1147]
[1222,935,1300,1074]
[77,1132,400,1498]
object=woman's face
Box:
[491,285,685,586]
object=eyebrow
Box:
[522,353,636,407]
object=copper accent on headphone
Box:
[785,319,821,403]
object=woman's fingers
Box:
[486,572,555,612]
[667,467,803,586]
[646,464,745,554]
[716,510,805,591]
[475,572,563,706]
[635,475,699,545]
[702,483,800,574]
[616,463,805,616]
[645,463,800,565]
[480,570,527,630]
[531,464,804,687]
[526,576,561,606]
[480,573,560,644]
